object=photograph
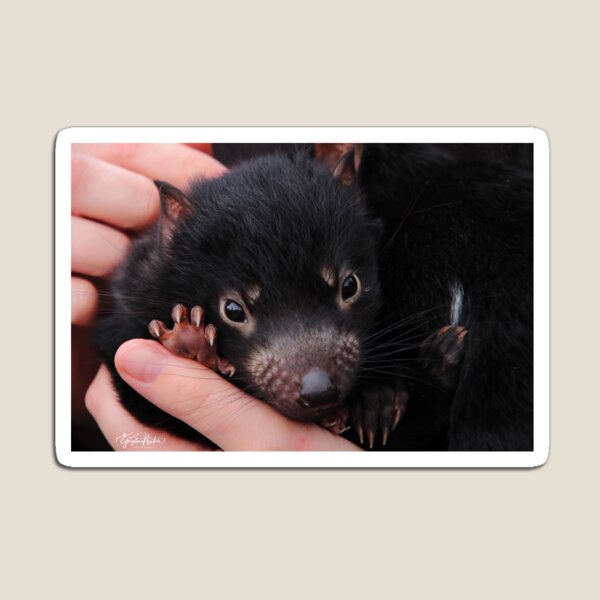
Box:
[57,127,549,467]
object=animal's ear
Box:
[154,180,193,245]
[313,143,364,185]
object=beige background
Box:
[1,1,597,598]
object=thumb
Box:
[115,339,358,451]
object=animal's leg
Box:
[345,325,466,449]
[348,379,410,448]
[417,325,467,392]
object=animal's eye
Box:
[223,299,247,323]
[341,273,361,302]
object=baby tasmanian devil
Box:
[95,152,394,447]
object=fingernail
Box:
[117,341,169,383]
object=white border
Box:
[56,127,550,468]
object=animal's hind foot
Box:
[418,325,467,392]
[148,304,235,377]
[348,379,409,449]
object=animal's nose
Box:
[299,369,339,407]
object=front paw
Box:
[148,304,235,377]
[418,325,467,392]
[348,380,409,448]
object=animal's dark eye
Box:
[341,273,360,302]
[224,300,247,323]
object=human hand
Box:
[71,143,226,448]
[85,339,361,451]
[71,143,225,325]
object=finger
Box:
[73,143,227,190]
[85,365,209,451]
[72,153,160,231]
[71,276,98,326]
[115,339,361,451]
[71,215,131,277]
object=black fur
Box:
[94,153,382,443]
[94,144,533,451]
[353,144,533,450]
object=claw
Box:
[205,324,217,347]
[381,424,390,447]
[172,303,188,323]
[367,429,375,450]
[356,424,365,446]
[148,319,167,339]
[190,305,204,327]
[217,356,236,378]
[437,324,451,337]
[321,406,350,435]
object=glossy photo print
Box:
[56,127,549,467]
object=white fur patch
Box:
[450,281,464,327]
